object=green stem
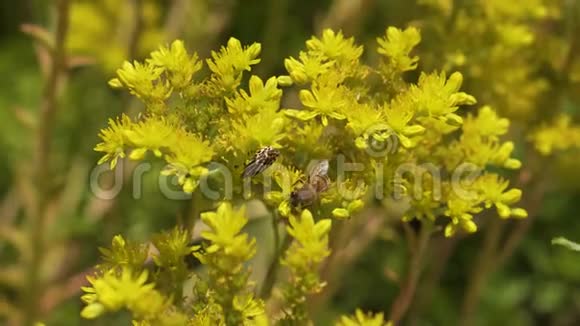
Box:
[408,236,458,326]
[446,0,464,31]
[24,0,70,325]
[260,213,290,299]
[459,217,504,326]
[127,0,143,60]
[186,190,202,233]
[256,0,288,76]
[164,0,189,41]
[389,221,432,325]
[272,210,280,256]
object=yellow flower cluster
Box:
[95,113,213,193]
[419,0,550,119]
[87,24,539,323]
[195,203,265,325]
[529,115,580,155]
[279,209,332,323]
[81,208,265,325]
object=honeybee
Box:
[242,146,280,178]
[290,160,330,208]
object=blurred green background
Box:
[0,0,579,325]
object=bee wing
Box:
[315,175,330,192]
[308,159,329,179]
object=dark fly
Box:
[242,146,280,178]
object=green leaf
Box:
[551,237,580,252]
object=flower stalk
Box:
[25,0,70,325]
[389,220,432,324]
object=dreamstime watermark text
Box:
[89,156,482,203]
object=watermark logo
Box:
[364,124,399,158]
[88,154,483,204]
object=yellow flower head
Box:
[283,209,332,270]
[307,29,364,64]
[162,130,214,193]
[377,26,421,72]
[200,203,256,264]
[81,268,169,321]
[125,116,178,160]
[94,114,132,169]
[148,40,203,90]
[336,309,392,326]
[474,174,527,219]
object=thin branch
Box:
[308,209,387,314]
[127,0,143,60]
[408,236,458,326]
[40,267,94,314]
[164,0,190,42]
[24,1,70,325]
[316,0,375,35]
[560,0,579,77]
[458,217,504,326]
[260,213,290,299]
[389,221,432,324]
[255,0,289,76]
[494,185,544,266]
[0,295,21,326]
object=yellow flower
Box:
[285,83,348,126]
[162,131,214,193]
[474,174,527,219]
[233,295,266,325]
[206,37,261,91]
[462,106,510,140]
[529,115,580,155]
[125,116,177,160]
[283,209,332,269]
[262,164,303,217]
[284,52,335,84]
[81,268,169,320]
[444,195,483,237]
[148,40,203,90]
[336,309,392,326]
[225,75,282,115]
[109,60,171,105]
[410,71,476,126]
[384,100,426,148]
[377,26,421,72]
[200,203,256,264]
[230,109,286,153]
[94,114,132,169]
[307,29,364,63]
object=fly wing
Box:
[242,159,265,177]
[242,147,280,178]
